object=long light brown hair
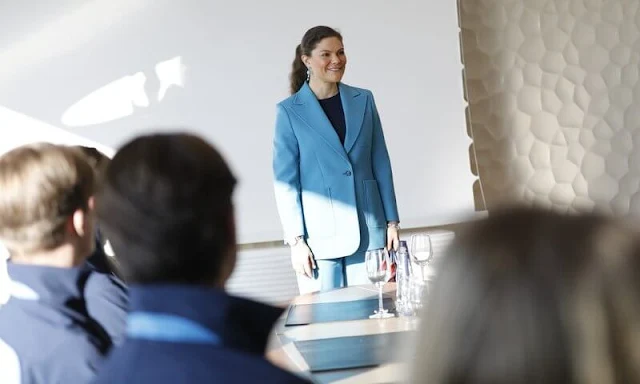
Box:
[411,207,640,384]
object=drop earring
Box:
[306,67,311,82]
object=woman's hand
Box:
[387,223,400,251]
[290,241,316,278]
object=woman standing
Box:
[273,26,400,292]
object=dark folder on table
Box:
[294,331,414,372]
[285,298,396,326]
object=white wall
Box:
[0,0,474,303]
[0,0,475,246]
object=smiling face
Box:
[302,37,347,86]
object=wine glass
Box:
[410,233,433,281]
[365,248,394,319]
[409,277,426,314]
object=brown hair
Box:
[0,143,95,254]
[289,26,342,94]
[411,207,640,384]
[96,132,237,284]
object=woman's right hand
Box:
[290,241,316,278]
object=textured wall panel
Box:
[460,0,640,214]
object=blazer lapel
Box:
[291,83,349,163]
[339,83,366,153]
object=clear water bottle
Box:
[395,240,413,316]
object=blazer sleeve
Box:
[370,92,400,223]
[272,104,305,240]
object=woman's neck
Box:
[308,79,339,100]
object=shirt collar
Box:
[128,284,284,355]
[7,263,90,305]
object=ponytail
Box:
[289,44,307,95]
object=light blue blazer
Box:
[273,82,399,260]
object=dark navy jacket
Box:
[92,285,311,384]
[0,263,128,383]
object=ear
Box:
[301,54,311,68]
[217,209,237,287]
[225,208,237,267]
[71,197,95,237]
[72,209,87,237]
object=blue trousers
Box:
[316,252,368,291]
[293,251,368,293]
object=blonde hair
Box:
[411,208,640,384]
[0,143,95,254]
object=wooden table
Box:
[267,283,418,383]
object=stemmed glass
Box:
[365,248,394,319]
[410,233,433,281]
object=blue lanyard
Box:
[126,311,220,345]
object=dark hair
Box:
[74,146,110,188]
[96,132,237,284]
[289,26,342,94]
[74,146,109,172]
[411,207,640,384]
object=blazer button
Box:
[343,170,352,176]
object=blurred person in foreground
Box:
[410,207,640,384]
[92,132,311,384]
[0,144,127,383]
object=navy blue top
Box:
[319,92,347,145]
[92,284,311,384]
[0,263,128,383]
